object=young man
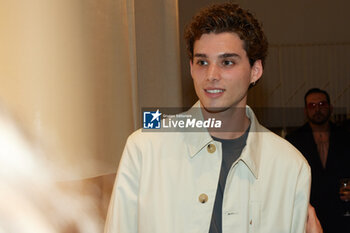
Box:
[286,88,350,233]
[105,3,311,233]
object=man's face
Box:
[190,32,262,113]
[305,92,332,125]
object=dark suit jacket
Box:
[286,122,350,233]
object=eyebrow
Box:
[193,53,241,59]
[193,53,207,58]
[219,53,240,59]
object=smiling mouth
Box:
[205,89,224,94]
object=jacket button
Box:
[198,193,208,203]
[207,143,216,153]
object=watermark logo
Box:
[162,117,221,129]
[143,109,162,129]
[142,108,223,131]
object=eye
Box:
[196,60,208,66]
[319,101,329,107]
[307,103,317,109]
[222,60,234,66]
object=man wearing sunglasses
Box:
[286,88,350,233]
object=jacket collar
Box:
[182,101,263,179]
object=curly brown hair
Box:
[184,2,268,67]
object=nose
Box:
[314,104,322,111]
[207,64,220,81]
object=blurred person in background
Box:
[286,88,350,233]
[0,104,103,233]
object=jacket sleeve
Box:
[291,162,311,233]
[104,135,141,233]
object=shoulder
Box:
[259,129,310,169]
[254,130,311,190]
[246,127,312,198]
[331,122,349,138]
[248,113,309,169]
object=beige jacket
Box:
[105,103,311,233]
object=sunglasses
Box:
[307,101,329,109]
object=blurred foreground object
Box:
[0,0,137,180]
[0,106,103,233]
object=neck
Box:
[309,121,330,133]
[202,106,250,140]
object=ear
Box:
[190,60,194,79]
[250,60,263,84]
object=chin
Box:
[202,105,229,113]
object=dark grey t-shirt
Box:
[209,127,250,233]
